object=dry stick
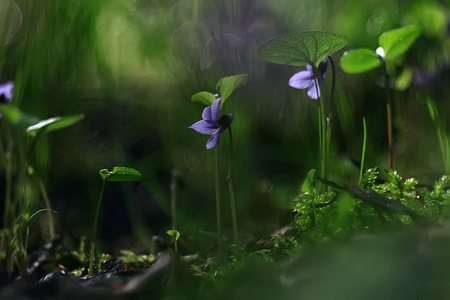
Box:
[382,60,393,169]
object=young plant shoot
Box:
[89,167,142,275]
[340,25,422,169]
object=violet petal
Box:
[189,120,217,135]
[307,79,320,99]
[206,129,222,149]
[210,98,221,121]
[289,71,314,89]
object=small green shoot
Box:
[167,229,181,253]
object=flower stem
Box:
[38,179,55,240]
[359,117,367,185]
[170,170,177,230]
[313,66,327,194]
[89,179,106,276]
[382,60,393,169]
[227,127,239,249]
[214,145,223,263]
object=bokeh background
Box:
[1,0,450,253]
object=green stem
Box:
[359,117,367,185]
[382,60,393,169]
[214,145,223,263]
[89,179,106,276]
[170,171,177,230]
[313,66,327,194]
[227,127,239,249]
[24,222,29,266]
[38,179,55,240]
[1,128,13,252]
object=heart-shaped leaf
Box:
[216,74,247,106]
[257,31,348,67]
[340,48,382,74]
[378,25,422,60]
[191,91,216,106]
[26,114,84,137]
[99,167,142,182]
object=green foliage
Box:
[300,169,316,194]
[257,31,348,67]
[99,167,142,182]
[119,250,155,268]
[250,234,299,263]
[360,168,380,189]
[361,169,450,222]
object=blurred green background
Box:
[1,0,450,253]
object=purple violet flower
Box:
[189,97,233,149]
[0,81,14,103]
[288,59,328,100]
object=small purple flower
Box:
[189,98,233,149]
[288,59,328,100]
[0,81,14,103]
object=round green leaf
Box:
[216,74,247,106]
[257,31,348,67]
[100,167,142,182]
[26,114,84,138]
[340,48,382,74]
[378,25,422,60]
[191,91,216,106]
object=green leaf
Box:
[26,114,84,138]
[0,105,23,124]
[216,74,248,106]
[21,209,57,222]
[257,31,348,67]
[191,91,216,106]
[167,229,181,241]
[394,67,413,91]
[99,167,142,182]
[0,105,39,127]
[340,48,382,74]
[301,169,316,194]
[378,25,422,60]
